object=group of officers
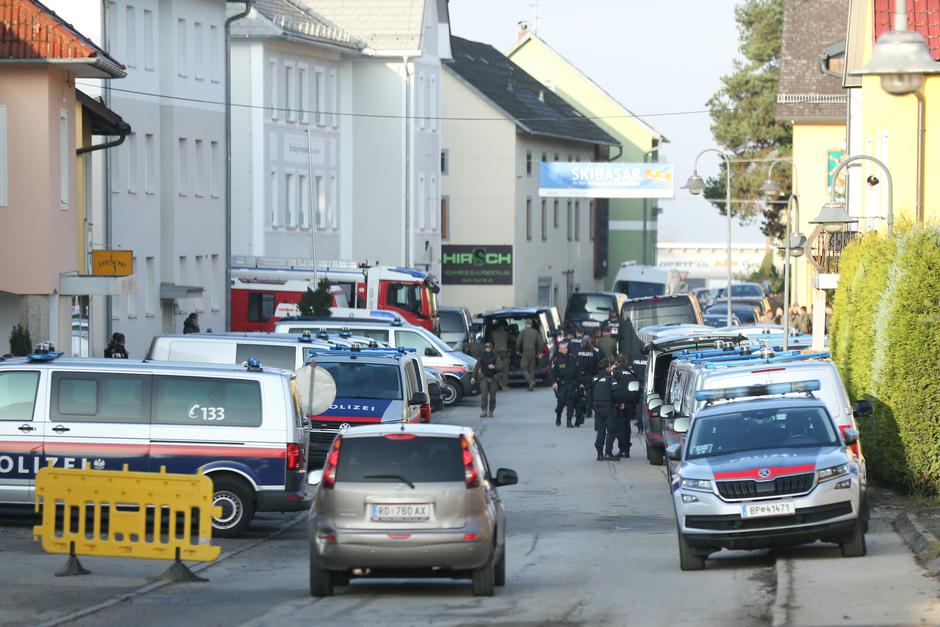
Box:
[550,327,640,462]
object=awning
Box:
[59,273,136,296]
[160,283,204,301]
[76,90,132,136]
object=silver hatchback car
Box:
[306,424,518,597]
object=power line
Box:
[77,80,711,124]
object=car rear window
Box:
[567,294,615,314]
[336,435,465,483]
[439,310,465,334]
[318,362,402,400]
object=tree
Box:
[297,279,333,317]
[705,0,791,240]
[9,324,31,356]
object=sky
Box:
[448,0,767,245]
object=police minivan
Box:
[0,351,309,536]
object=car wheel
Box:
[442,380,461,406]
[472,557,496,596]
[210,475,255,538]
[494,546,506,587]
[309,546,335,597]
[649,443,665,466]
[677,530,706,571]
[840,518,867,558]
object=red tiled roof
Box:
[0,0,120,65]
[874,0,940,60]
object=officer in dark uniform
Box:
[574,335,602,425]
[611,354,640,457]
[471,342,501,418]
[550,342,577,427]
[592,359,629,461]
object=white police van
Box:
[0,348,309,536]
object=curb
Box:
[893,511,940,575]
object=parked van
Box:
[564,292,627,334]
[0,352,309,536]
[618,295,704,366]
[438,306,473,349]
[612,263,681,298]
[274,319,475,406]
[147,333,338,371]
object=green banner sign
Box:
[441,245,513,285]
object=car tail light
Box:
[384,433,417,440]
[420,402,432,423]
[460,435,480,488]
[322,436,342,489]
[838,424,861,457]
[542,344,550,358]
[286,443,305,471]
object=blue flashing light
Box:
[368,310,398,320]
[245,358,263,371]
[703,351,830,369]
[27,351,64,362]
[690,350,801,365]
[694,379,821,402]
[388,267,427,279]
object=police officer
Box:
[104,332,129,358]
[550,342,577,427]
[516,319,544,391]
[471,342,501,418]
[611,354,639,457]
[596,326,618,360]
[574,335,602,425]
[490,321,511,390]
[592,359,629,461]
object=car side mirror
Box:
[493,468,518,487]
[648,398,663,412]
[666,443,682,461]
[646,393,660,403]
[627,381,640,393]
[659,404,675,419]
[410,392,429,406]
[842,428,859,446]
[307,469,324,486]
[853,400,873,418]
[424,347,440,357]
[672,417,691,434]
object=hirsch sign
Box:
[441,245,513,285]
[539,162,675,199]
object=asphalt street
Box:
[2,387,940,626]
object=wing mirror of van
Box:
[672,417,691,434]
[853,400,873,418]
[659,404,676,419]
[627,381,640,393]
[842,428,859,446]
[424,347,440,358]
[648,398,663,412]
[492,468,518,487]
[410,392,429,406]
[666,443,682,461]
[647,392,660,403]
[307,469,324,487]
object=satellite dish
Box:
[295,365,337,417]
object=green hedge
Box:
[831,225,940,493]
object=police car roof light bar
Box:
[689,350,801,365]
[703,351,831,369]
[694,379,821,402]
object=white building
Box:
[46,0,229,358]
[441,36,618,312]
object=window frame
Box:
[51,372,151,424]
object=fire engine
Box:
[230,256,440,334]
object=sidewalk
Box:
[869,485,940,576]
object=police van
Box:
[0,350,309,536]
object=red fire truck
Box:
[230,257,440,333]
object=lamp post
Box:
[641,148,659,266]
[684,149,733,326]
[827,155,894,235]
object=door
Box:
[44,372,151,473]
[0,370,44,504]
[402,360,423,424]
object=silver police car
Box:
[668,381,867,570]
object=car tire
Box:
[210,475,255,538]
[472,557,496,596]
[309,548,335,597]
[840,518,867,558]
[494,546,506,587]
[649,443,665,466]
[442,380,462,406]
[677,530,706,571]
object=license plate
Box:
[582,320,600,327]
[370,503,430,522]
[741,501,796,518]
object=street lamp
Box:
[855,2,940,96]
[684,149,733,326]
[826,154,894,235]
[762,157,804,349]
[810,201,857,233]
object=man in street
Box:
[611,354,640,457]
[596,326,618,360]
[551,342,577,427]
[574,335,602,425]
[183,312,200,334]
[104,332,128,358]
[471,342,501,418]
[592,359,629,462]
[490,321,511,390]
[798,306,812,334]
[516,318,544,391]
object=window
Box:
[330,174,338,229]
[51,374,149,423]
[0,371,39,421]
[440,149,448,175]
[0,105,6,206]
[417,174,426,230]
[235,344,295,371]
[146,256,156,316]
[127,256,138,317]
[247,293,275,323]
[525,150,532,177]
[385,283,423,315]
[269,59,278,120]
[575,200,581,241]
[194,139,205,196]
[315,175,325,229]
[567,154,572,162]
[395,330,436,356]
[335,436,463,484]
[194,22,204,80]
[429,76,437,132]
[177,138,188,195]
[429,176,437,230]
[59,109,68,206]
[441,196,449,240]
[541,199,547,241]
[195,255,205,312]
[285,172,295,227]
[318,362,402,401]
[554,152,559,162]
[541,151,547,162]
[144,133,155,193]
[589,200,595,241]
[417,73,425,130]
[152,376,262,427]
[127,132,138,192]
[525,197,532,241]
[553,200,559,228]
[329,69,339,127]
[209,25,219,81]
[143,9,154,70]
[566,200,572,241]
[298,174,308,228]
[178,256,188,296]
[177,18,187,77]
[269,168,279,228]
[298,65,308,123]
[315,70,325,125]
[106,1,118,57]
[209,140,220,197]
[284,64,295,122]
[210,254,221,311]
[125,5,136,67]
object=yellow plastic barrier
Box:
[34,465,222,567]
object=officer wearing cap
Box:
[471,341,501,418]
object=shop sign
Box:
[441,245,512,285]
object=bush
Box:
[297,279,333,317]
[9,324,31,356]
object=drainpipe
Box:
[77,130,128,155]
[915,91,925,225]
[226,1,252,332]
[403,56,412,267]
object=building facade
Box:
[441,36,617,313]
